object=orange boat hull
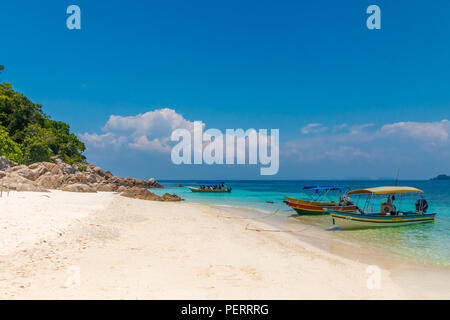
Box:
[284,197,357,215]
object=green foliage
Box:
[78,165,87,172]
[22,135,52,164]
[0,125,23,163]
[0,82,86,164]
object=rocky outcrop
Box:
[120,187,161,201]
[96,182,118,192]
[7,164,48,181]
[120,187,183,202]
[0,172,48,192]
[53,158,76,175]
[34,172,65,189]
[160,193,183,201]
[103,176,159,189]
[62,183,96,193]
[1,158,163,191]
[0,156,17,171]
[0,157,182,201]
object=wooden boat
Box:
[329,210,435,229]
[284,196,337,206]
[284,186,357,215]
[284,199,357,215]
[187,186,231,193]
[187,181,231,193]
[329,186,436,229]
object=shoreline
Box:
[173,193,450,268]
[1,191,449,299]
[210,203,450,291]
[212,204,441,266]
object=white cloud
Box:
[80,108,196,153]
[380,119,449,141]
[81,111,449,177]
[129,136,172,153]
[103,108,195,136]
[301,123,328,134]
[332,123,348,132]
[81,110,279,172]
[348,123,375,135]
[285,120,450,164]
[78,132,126,148]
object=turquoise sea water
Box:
[153,180,450,266]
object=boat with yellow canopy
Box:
[328,186,436,229]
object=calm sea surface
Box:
[153,180,450,266]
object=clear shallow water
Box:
[154,180,450,266]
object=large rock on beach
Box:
[120,187,161,201]
[95,182,118,192]
[120,187,183,202]
[0,156,17,171]
[160,193,183,201]
[7,165,48,181]
[62,183,96,193]
[35,173,65,189]
[0,172,49,192]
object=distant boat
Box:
[187,186,231,193]
[284,186,357,215]
[187,181,231,193]
[329,186,436,229]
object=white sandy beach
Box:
[0,190,449,299]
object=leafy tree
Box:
[0,125,23,163]
[0,82,86,164]
[22,135,52,164]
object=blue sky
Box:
[1,0,449,179]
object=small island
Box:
[431,174,450,180]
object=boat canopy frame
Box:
[348,187,426,215]
[301,186,348,202]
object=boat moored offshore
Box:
[284,186,357,215]
[329,186,436,229]
[187,181,232,193]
